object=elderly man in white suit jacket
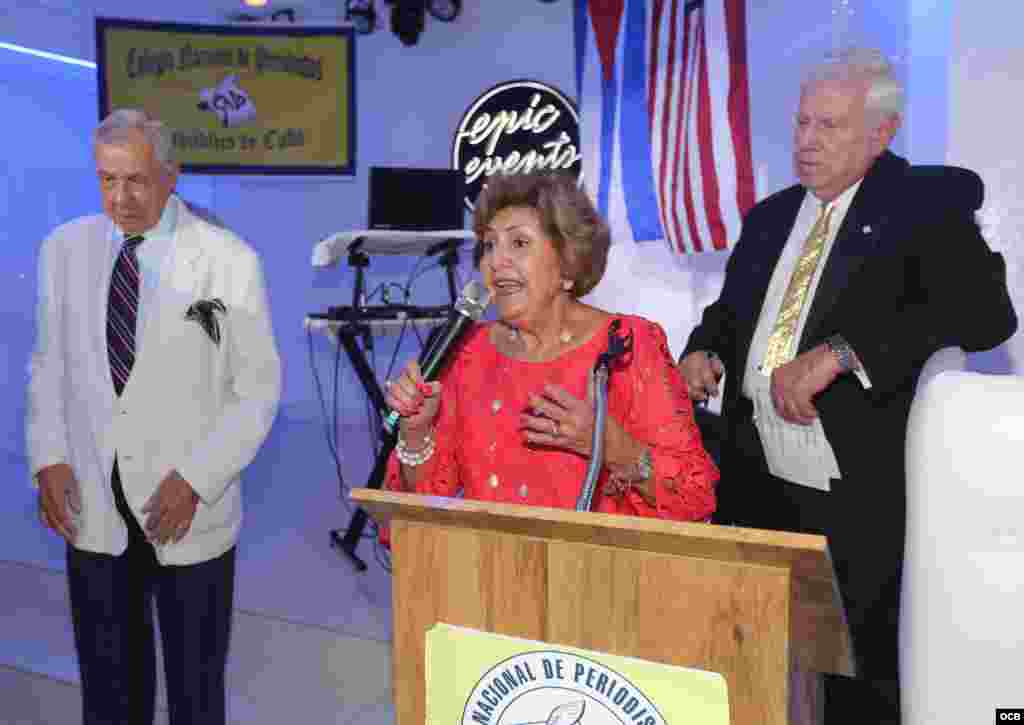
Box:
[26,109,281,725]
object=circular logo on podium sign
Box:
[452,80,582,211]
[461,650,665,725]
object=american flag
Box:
[577,0,756,253]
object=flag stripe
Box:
[667,0,690,253]
[696,16,728,250]
[705,0,741,246]
[680,8,705,252]
[579,3,604,212]
[647,0,665,127]
[590,2,624,218]
[655,0,681,252]
[667,0,688,253]
[575,0,589,100]
[724,0,756,216]
[620,0,664,242]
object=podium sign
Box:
[427,623,729,725]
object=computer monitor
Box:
[368,167,466,231]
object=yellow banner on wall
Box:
[96,18,354,174]
[427,623,730,725]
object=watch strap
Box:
[826,334,857,372]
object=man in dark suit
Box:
[679,48,1016,722]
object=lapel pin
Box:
[862,225,873,234]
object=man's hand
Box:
[37,463,81,543]
[769,344,843,424]
[142,470,199,544]
[678,351,725,403]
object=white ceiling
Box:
[3,1,524,62]
[11,0,351,26]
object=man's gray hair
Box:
[803,47,905,120]
[94,109,177,174]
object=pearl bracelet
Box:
[396,429,436,466]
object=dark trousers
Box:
[66,461,235,725]
[718,418,901,725]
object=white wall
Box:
[0,48,100,472]
[946,0,1024,374]
[906,0,953,163]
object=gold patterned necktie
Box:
[761,203,834,374]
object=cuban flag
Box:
[577,0,756,253]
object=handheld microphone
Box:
[382,280,490,434]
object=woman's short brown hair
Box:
[472,172,610,297]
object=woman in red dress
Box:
[384,172,717,520]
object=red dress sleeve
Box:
[383,331,470,497]
[378,330,472,548]
[603,318,718,521]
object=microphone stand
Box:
[575,366,611,512]
[576,320,633,512]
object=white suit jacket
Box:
[26,197,281,565]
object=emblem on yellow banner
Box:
[462,650,663,725]
[427,623,729,725]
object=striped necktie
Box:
[761,204,834,374]
[107,235,145,396]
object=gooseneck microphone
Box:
[576,319,634,512]
[382,279,491,435]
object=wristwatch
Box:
[826,334,858,373]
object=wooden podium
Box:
[353,488,854,725]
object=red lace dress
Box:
[384,315,717,520]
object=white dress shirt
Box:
[742,180,866,491]
[110,194,177,341]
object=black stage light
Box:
[391,0,426,46]
[427,0,461,22]
[346,0,377,34]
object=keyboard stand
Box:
[322,308,394,570]
[329,237,462,571]
[436,239,460,305]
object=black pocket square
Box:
[185,298,226,345]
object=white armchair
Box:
[902,370,1024,723]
